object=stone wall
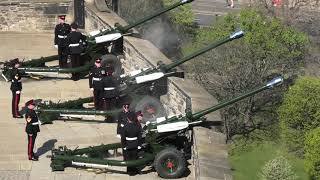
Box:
[0,0,71,32]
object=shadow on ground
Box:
[36,139,57,157]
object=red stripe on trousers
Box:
[15,94,19,116]
[28,136,32,159]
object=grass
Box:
[229,141,309,180]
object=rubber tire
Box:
[154,148,187,179]
[100,54,122,78]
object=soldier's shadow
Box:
[36,139,57,157]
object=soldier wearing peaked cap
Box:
[89,58,106,110]
[54,15,71,68]
[67,22,86,81]
[25,100,41,161]
[10,60,23,118]
[121,112,142,176]
[116,102,135,137]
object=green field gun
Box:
[49,76,283,178]
[35,30,244,124]
[0,0,194,81]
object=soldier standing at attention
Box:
[67,22,86,81]
[10,59,23,118]
[54,15,71,68]
[25,100,41,161]
[121,112,142,176]
[89,58,106,110]
[116,103,135,138]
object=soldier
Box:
[116,102,135,138]
[121,112,142,176]
[67,22,86,81]
[25,100,41,161]
[136,111,143,125]
[103,69,119,110]
[10,59,23,118]
[89,58,106,110]
[54,15,71,68]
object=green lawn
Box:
[229,142,309,180]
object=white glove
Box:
[90,88,94,91]
[54,44,58,49]
[123,147,127,150]
[38,121,42,126]
[16,91,21,94]
[138,146,141,150]
[116,134,121,138]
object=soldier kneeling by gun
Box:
[121,112,142,176]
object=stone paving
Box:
[0,32,195,180]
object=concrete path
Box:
[0,32,194,180]
[191,0,241,26]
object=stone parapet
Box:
[0,0,72,32]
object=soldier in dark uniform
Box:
[89,58,106,110]
[10,60,23,118]
[116,103,135,138]
[121,112,142,176]
[67,22,86,81]
[54,15,71,68]
[25,100,41,161]
[103,70,119,110]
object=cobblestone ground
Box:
[0,32,194,180]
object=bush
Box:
[279,77,320,156]
[259,156,297,180]
[305,127,320,179]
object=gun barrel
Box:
[164,30,244,72]
[17,63,92,74]
[22,55,59,67]
[37,108,121,116]
[191,77,283,120]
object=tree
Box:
[182,9,309,140]
[305,127,320,179]
[259,156,297,180]
[279,77,320,156]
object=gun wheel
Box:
[154,148,186,179]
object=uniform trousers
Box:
[93,89,104,110]
[11,91,21,117]
[124,148,139,175]
[58,46,68,68]
[70,54,81,80]
[27,133,37,159]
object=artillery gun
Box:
[36,30,244,124]
[49,76,283,179]
[0,0,194,81]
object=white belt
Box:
[69,43,80,47]
[104,87,115,90]
[126,137,138,141]
[92,77,102,81]
[58,35,67,38]
[32,122,40,125]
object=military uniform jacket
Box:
[89,66,106,90]
[25,109,40,135]
[117,111,135,135]
[67,31,86,55]
[10,71,22,92]
[103,76,118,99]
[121,121,142,150]
[54,23,71,47]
